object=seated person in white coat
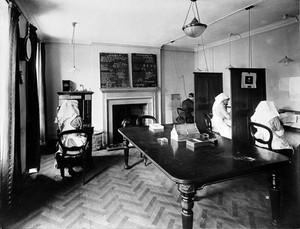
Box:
[211,93,232,139]
[251,101,293,151]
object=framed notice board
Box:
[132,53,157,87]
[100,53,130,88]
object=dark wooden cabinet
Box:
[230,68,266,144]
[194,72,223,131]
[57,91,93,128]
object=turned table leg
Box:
[269,170,281,226]
[178,184,196,229]
[123,138,130,170]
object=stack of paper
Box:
[186,138,211,148]
[149,123,164,132]
[171,123,200,141]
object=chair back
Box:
[136,115,157,126]
[121,115,139,128]
[58,129,89,156]
[249,122,273,150]
[203,113,212,132]
[176,108,186,123]
[177,107,184,116]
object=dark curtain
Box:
[26,24,41,171]
[1,3,21,210]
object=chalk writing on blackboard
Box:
[100,53,130,88]
[132,53,157,87]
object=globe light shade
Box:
[182,18,207,38]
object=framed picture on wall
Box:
[241,72,257,88]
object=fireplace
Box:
[104,93,155,145]
[112,103,147,144]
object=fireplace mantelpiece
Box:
[102,88,157,145]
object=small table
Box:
[118,124,289,229]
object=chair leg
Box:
[144,157,147,166]
[60,167,65,178]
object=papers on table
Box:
[149,123,164,132]
[171,123,200,141]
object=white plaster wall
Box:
[90,44,161,137]
[45,43,92,139]
[45,42,161,139]
[196,22,300,111]
[161,49,194,124]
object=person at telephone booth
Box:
[182,93,194,123]
[251,101,293,150]
[211,93,231,139]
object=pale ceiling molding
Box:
[196,15,299,51]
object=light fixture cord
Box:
[194,1,201,21]
[228,33,232,66]
[171,42,188,98]
[201,35,209,72]
[248,8,252,68]
[71,22,77,68]
[284,16,288,56]
[183,2,193,27]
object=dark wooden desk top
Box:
[118,124,289,185]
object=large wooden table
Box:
[118,124,289,229]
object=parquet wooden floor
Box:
[4,148,279,229]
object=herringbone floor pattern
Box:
[4,148,276,229]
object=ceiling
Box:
[16,0,299,50]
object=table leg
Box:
[269,170,280,226]
[178,184,196,229]
[123,138,130,170]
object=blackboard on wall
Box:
[132,53,157,87]
[100,53,130,88]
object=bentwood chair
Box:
[176,108,186,123]
[121,115,139,128]
[120,115,139,169]
[249,121,294,161]
[136,115,157,166]
[56,129,90,179]
[136,115,157,126]
[203,113,213,133]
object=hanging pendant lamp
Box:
[69,22,80,72]
[279,56,294,66]
[182,0,207,38]
[278,14,294,66]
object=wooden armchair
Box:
[136,115,157,166]
[136,115,157,126]
[249,121,293,161]
[56,129,90,178]
[203,113,213,133]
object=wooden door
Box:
[230,68,266,144]
[194,72,223,131]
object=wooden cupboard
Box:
[194,72,223,131]
[230,68,266,144]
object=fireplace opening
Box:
[112,103,147,144]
